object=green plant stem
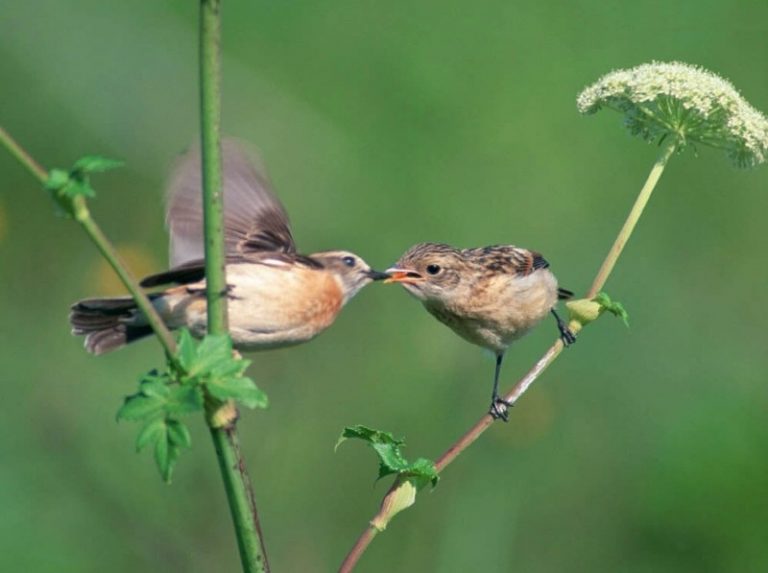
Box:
[209,424,270,573]
[74,201,179,361]
[339,140,678,572]
[199,0,228,335]
[0,126,48,184]
[198,2,270,572]
[0,126,179,363]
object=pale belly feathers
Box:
[153,262,344,350]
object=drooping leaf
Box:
[154,424,171,481]
[136,417,165,452]
[166,419,192,449]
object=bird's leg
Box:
[489,353,511,422]
[551,308,576,346]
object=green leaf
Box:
[44,169,70,192]
[72,155,124,174]
[337,425,439,487]
[173,332,268,409]
[139,370,171,398]
[167,419,192,449]
[207,375,268,409]
[117,394,165,422]
[153,422,181,484]
[176,329,197,373]
[372,442,409,479]
[336,425,404,450]
[189,334,232,377]
[165,384,205,415]
[407,458,440,487]
[60,180,96,199]
[154,425,170,481]
[120,364,203,483]
[594,292,630,326]
[43,155,122,213]
[136,417,165,452]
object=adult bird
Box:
[70,141,389,354]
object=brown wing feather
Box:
[166,139,296,267]
[140,253,324,288]
[461,245,548,276]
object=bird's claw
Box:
[559,326,577,346]
[489,396,512,422]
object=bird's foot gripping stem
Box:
[489,395,513,422]
[552,309,576,346]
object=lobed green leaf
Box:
[337,425,439,488]
[594,292,630,326]
[117,394,165,422]
[136,418,165,452]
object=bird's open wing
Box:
[166,139,296,267]
[140,252,324,288]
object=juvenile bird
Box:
[70,141,388,354]
[385,242,575,420]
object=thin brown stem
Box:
[339,141,677,571]
[339,527,378,573]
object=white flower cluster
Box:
[577,62,768,167]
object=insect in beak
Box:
[383,268,423,284]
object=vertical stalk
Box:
[209,425,270,573]
[199,0,228,334]
[198,2,270,572]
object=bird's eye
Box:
[342,256,356,267]
[426,264,442,275]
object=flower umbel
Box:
[578,61,768,167]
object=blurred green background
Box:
[2,1,767,571]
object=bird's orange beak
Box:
[383,268,423,284]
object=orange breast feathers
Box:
[224,262,344,334]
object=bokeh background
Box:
[2,1,767,571]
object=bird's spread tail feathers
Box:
[70,297,153,355]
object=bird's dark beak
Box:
[366,269,392,281]
[383,267,423,284]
